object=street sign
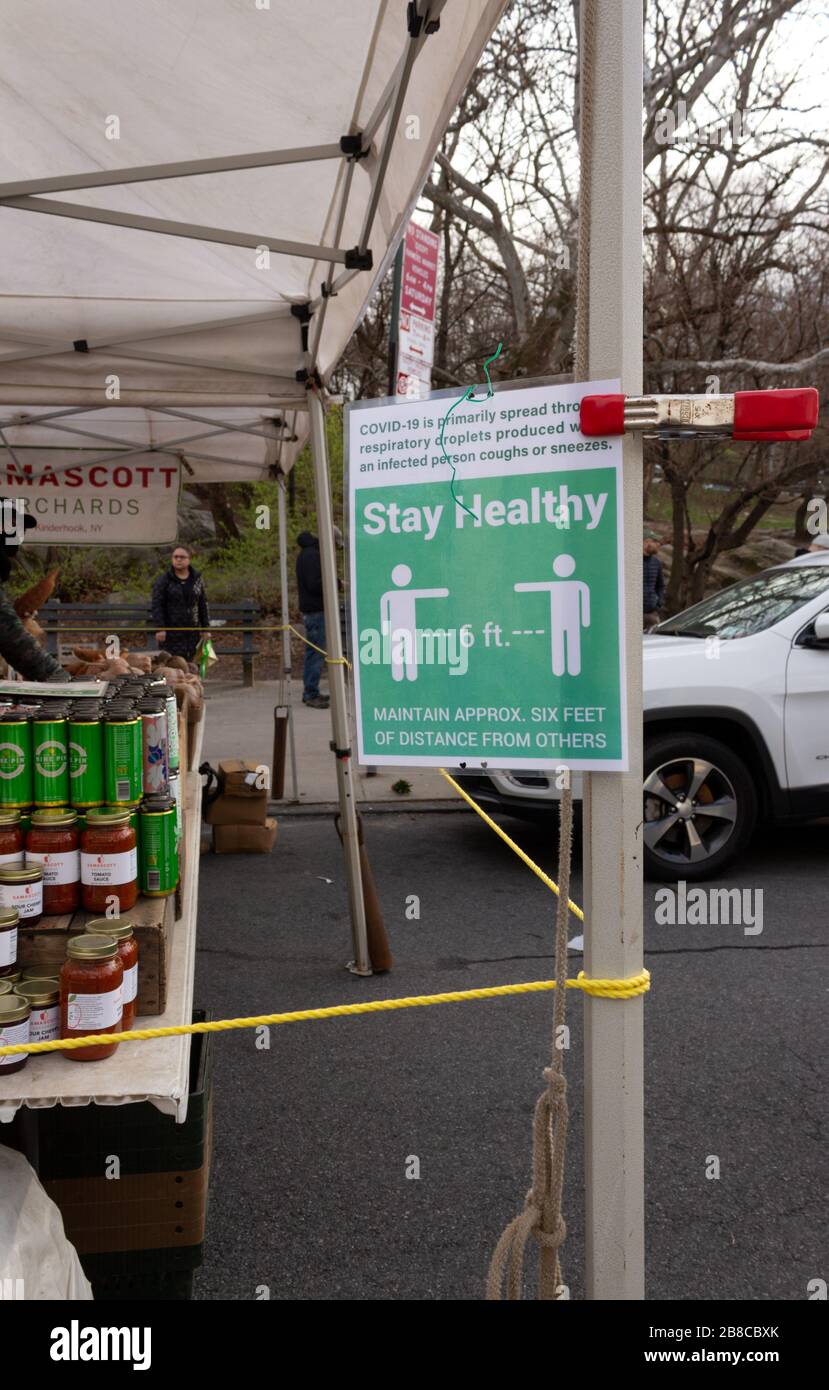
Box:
[347,379,627,771]
[400,223,439,320]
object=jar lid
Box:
[0,979,14,995]
[0,993,29,1023]
[85,917,134,941]
[0,862,42,883]
[30,808,78,828]
[67,934,118,961]
[14,980,59,1006]
[85,808,131,827]
[21,966,58,980]
[0,811,21,826]
[0,908,20,926]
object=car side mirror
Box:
[801,610,829,648]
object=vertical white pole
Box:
[307,390,371,976]
[277,474,299,802]
[582,0,645,1298]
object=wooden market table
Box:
[0,713,205,1126]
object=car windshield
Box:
[653,566,829,639]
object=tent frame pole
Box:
[582,0,645,1300]
[277,472,299,803]
[307,389,370,975]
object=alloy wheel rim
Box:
[643,757,738,866]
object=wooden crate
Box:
[17,894,175,1016]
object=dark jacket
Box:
[296,533,324,615]
[151,566,209,659]
[643,553,665,614]
[0,583,63,681]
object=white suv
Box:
[455,553,829,880]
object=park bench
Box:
[39,599,262,687]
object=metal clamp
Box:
[580,388,819,441]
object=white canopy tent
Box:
[0,0,507,458]
[0,0,510,974]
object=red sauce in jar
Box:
[80,809,137,914]
[26,809,80,914]
[0,811,24,867]
[60,935,123,1061]
[0,907,18,978]
[85,918,138,1030]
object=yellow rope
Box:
[438,769,585,922]
[0,972,650,1058]
[43,622,352,668]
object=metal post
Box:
[582,0,645,1298]
[307,390,371,975]
[277,474,299,802]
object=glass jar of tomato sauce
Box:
[85,918,138,1030]
[60,934,123,1061]
[80,809,138,914]
[0,907,18,978]
[26,809,80,914]
[0,811,24,867]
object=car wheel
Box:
[643,733,757,882]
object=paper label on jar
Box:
[0,925,17,966]
[122,962,138,1005]
[66,986,122,1031]
[29,1003,60,1044]
[0,1016,29,1067]
[0,850,22,865]
[81,847,137,887]
[25,849,80,885]
[0,881,42,918]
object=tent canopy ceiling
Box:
[0,0,507,482]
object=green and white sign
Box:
[347,380,627,771]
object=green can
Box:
[33,715,69,807]
[68,714,105,809]
[103,713,142,806]
[139,795,178,896]
[103,804,140,880]
[0,714,33,809]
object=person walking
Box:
[643,529,666,630]
[151,544,210,662]
[295,528,343,709]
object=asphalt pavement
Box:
[192,808,827,1301]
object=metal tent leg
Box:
[307,390,370,976]
[277,474,299,803]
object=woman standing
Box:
[151,544,210,662]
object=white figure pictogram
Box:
[514,554,590,676]
[380,563,450,682]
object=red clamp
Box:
[580,388,819,442]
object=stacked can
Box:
[139,793,178,896]
[33,705,70,807]
[68,700,104,808]
[0,709,34,810]
[137,696,169,796]
[103,707,142,807]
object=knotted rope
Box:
[486,0,597,1301]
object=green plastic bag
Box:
[195,637,217,678]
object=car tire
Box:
[643,732,757,882]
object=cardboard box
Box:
[212,818,277,855]
[205,790,267,826]
[218,758,267,798]
[18,895,175,1016]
